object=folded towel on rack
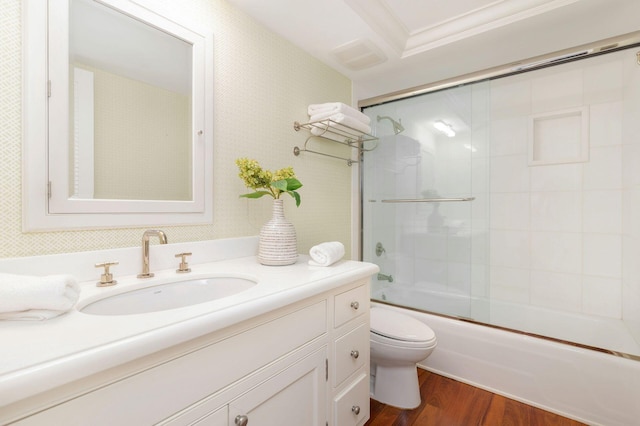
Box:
[308,242,345,267]
[308,102,371,125]
[0,273,80,320]
[310,113,372,136]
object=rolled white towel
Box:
[310,113,372,136]
[0,273,80,320]
[308,102,370,125]
[308,242,345,267]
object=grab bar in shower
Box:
[380,197,475,203]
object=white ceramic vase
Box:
[258,199,298,266]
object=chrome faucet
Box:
[137,230,168,278]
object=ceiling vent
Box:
[331,39,387,71]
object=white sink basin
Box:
[80,277,257,315]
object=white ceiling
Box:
[226,0,640,102]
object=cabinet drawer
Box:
[334,284,368,328]
[334,323,368,387]
[334,373,369,426]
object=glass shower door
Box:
[362,83,490,321]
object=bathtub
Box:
[372,288,640,425]
[373,285,640,355]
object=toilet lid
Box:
[370,308,435,342]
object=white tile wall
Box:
[490,155,530,192]
[490,193,530,230]
[583,58,623,104]
[491,117,528,156]
[583,275,622,318]
[531,69,583,113]
[589,101,622,147]
[489,265,530,303]
[582,233,622,278]
[530,191,582,232]
[489,48,634,320]
[530,162,582,191]
[490,230,530,269]
[583,191,622,234]
[583,146,622,190]
[530,231,582,274]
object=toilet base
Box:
[371,363,421,409]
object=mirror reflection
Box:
[68,0,193,201]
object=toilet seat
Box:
[370,308,436,345]
[371,330,436,349]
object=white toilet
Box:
[369,307,437,409]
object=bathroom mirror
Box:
[23,0,213,230]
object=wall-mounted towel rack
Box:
[293,119,378,166]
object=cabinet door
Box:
[228,348,326,426]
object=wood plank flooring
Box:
[365,368,586,426]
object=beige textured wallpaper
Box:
[0,0,353,258]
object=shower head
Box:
[377,115,404,135]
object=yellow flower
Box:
[235,158,303,207]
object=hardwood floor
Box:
[365,368,586,426]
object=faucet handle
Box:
[95,261,119,287]
[175,252,192,273]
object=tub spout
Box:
[377,273,394,282]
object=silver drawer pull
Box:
[350,301,360,310]
[235,414,248,426]
[352,405,361,415]
[350,350,360,359]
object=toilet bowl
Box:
[370,307,437,409]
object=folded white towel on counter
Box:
[310,113,372,136]
[309,242,345,267]
[0,273,80,320]
[308,102,371,125]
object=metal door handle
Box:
[350,301,359,310]
[235,414,248,426]
[351,350,359,359]
[352,405,361,415]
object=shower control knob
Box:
[352,405,361,415]
[350,350,360,359]
[350,301,360,310]
[234,415,248,426]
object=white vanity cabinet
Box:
[8,279,371,426]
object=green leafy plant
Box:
[236,158,303,207]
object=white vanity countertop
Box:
[0,254,378,408]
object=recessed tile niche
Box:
[528,107,589,166]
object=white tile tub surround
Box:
[583,190,622,234]
[488,48,634,322]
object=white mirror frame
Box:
[22,0,214,231]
